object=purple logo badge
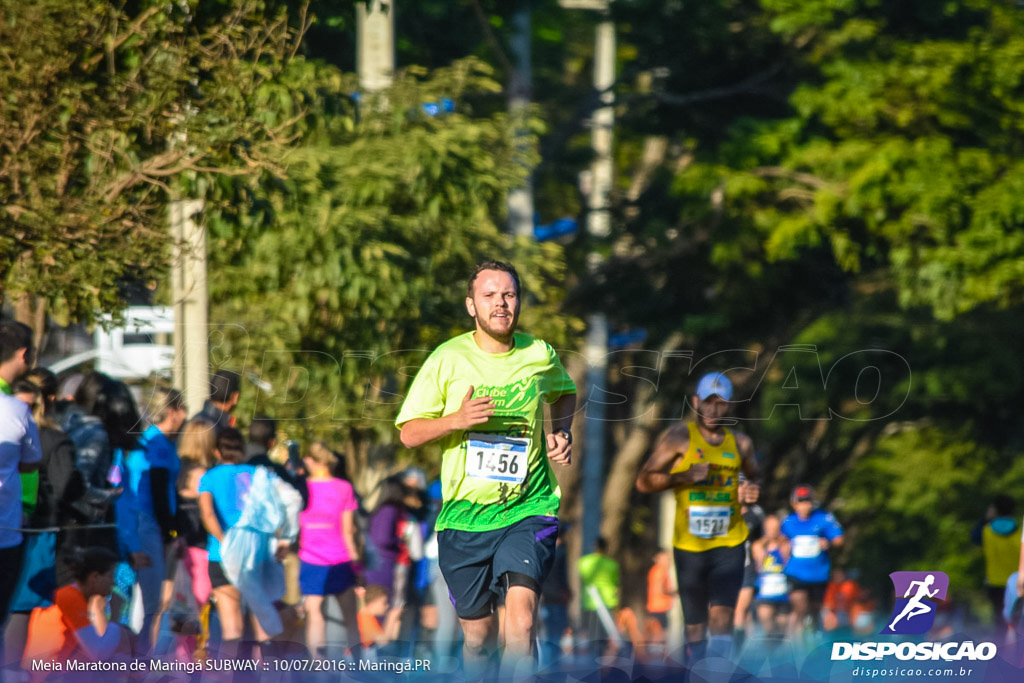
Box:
[881,571,949,635]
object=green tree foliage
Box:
[583,0,1024,608]
[9,0,1023,613]
[0,0,306,323]
[716,0,1024,320]
[202,58,580,447]
[838,425,1024,612]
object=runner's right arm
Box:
[635,425,706,493]
[399,386,494,448]
[199,491,224,544]
[751,539,766,566]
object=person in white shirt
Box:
[0,320,42,644]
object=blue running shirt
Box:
[781,509,843,583]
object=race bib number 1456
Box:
[466,433,529,484]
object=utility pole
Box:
[357,0,395,92]
[508,1,534,237]
[588,14,615,240]
[171,199,208,415]
[582,3,615,557]
[582,309,609,556]
[169,2,208,415]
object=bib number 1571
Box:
[688,506,730,538]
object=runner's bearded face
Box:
[693,394,730,430]
[466,269,520,342]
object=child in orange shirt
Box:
[357,585,402,652]
[24,547,131,667]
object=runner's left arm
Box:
[542,345,578,465]
[546,393,577,466]
[824,511,844,547]
[735,432,761,502]
[548,392,576,433]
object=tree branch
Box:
[470,0,517,82]
[754,166,833,189]
[82,6,162,71]
[541,65,786,162]
[654,63,784,107]
[286,1,313,64]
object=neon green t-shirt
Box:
[395,331,576,532]
[579,553,620,611]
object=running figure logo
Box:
[881,571,950,635]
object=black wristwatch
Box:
[554,428,573,444]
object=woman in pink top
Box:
[299,442,360,656]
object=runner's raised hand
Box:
[450,386,494,430]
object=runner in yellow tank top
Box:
[636,372,760,665]
[671,422,747,551]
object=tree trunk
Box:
[599,382,662,557]
[14,293,46,358]
[599,332,684,556]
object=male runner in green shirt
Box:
[396,260,577,677]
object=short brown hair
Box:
[306,441,338,468]
[364,584,389,605]
[467,260,521,297]
[0,320,33,366]
[215,427,246,464]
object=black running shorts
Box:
[787,578,828,603]
[674,543,746,625]
[438,515,558,620]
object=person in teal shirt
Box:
[116,386,187,654]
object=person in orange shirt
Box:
[645,550,676,658]
[822,567,860,632]
[24,547,131,667]
[647,550,676,630]
[357,585,403,654]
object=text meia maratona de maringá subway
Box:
[31,659,257,673]
[31,660,128,672]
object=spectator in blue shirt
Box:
[781,485,844,639]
